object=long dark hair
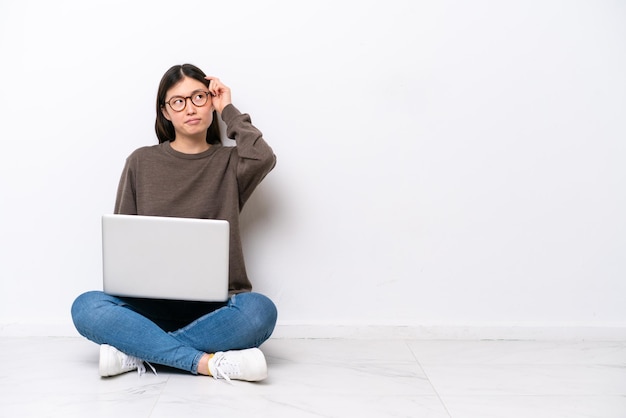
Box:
[155,64,221,144]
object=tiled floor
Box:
[1,337,625,417]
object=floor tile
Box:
[407,340,626,365]
[421,364,626,396]
[263,338,419,364]
[442,395,626,418]
[151,394,450,418]
[1,336,625,417]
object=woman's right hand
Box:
[205,76,232,114]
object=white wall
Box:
[1,0,624,338]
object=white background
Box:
[0,0,624,336]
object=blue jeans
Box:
[71,291,277,374]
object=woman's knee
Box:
[70,291,114,331]
[233,292,278,335]
[72,290,101,315]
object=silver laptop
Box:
[102,214,230,302]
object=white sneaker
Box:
[208,348,268,382]
[99,344,155,377]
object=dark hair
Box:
[155,64,221,144]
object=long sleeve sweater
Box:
[114,104,276,293]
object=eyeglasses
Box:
[164,90,210,112]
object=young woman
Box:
[71,64,277,382]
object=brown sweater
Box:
[114,104,276,293]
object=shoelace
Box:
[124,354,157,377]
[211,353,240,384]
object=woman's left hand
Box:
[205,76,232,114]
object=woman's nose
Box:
[185,98,196,113]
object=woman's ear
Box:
[161,106,172,121]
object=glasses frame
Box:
[164,90,211,112]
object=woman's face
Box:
[161,76,214,141]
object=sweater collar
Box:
[162,141,221,160]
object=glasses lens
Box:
[191,91,208,107]
[169,97,185,111]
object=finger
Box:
[204,76,228,96]
[203,76,216,95]
[204,76,220,91]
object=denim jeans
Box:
[71,291,277,374]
